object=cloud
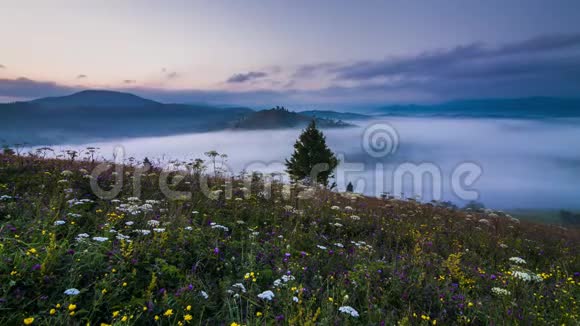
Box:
[166,71,178,79]
[1,34,580,106]
[0,64,5,69]
[0,77,80,99]
[77,74,87,79]
[226,71,268,83]
[328,33,580,81]
[123,79,136,84]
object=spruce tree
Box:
[285,120,338,186]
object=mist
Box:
[34,117,580,210]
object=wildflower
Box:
[54,220,66,226]
[350,215,360,220]
[509,257,527,265]
[231,323,240,326]
[257,290,275,301]
[338,306,359,318]
[68,304,77,311]
[184,226,193,231]
[293,296,299,303]
[113,311,120,318]
[256,311,263,317]
[316,245,327,250]
[512,270,542,282]
[64,288,80,296]
[331,206,340,210]
[92,236,108,242]
[184,314,193,321]
[164,309,173,317]
[231,283,247,293]
[153,228,166,233]
[491,287,511,296]
[200,291,209,299]
[210,223,229,232]
[50,308,56,315]
[186,305,191,311]
[121,316,128,322]
[24,317,34,325]
[147,220,160,227]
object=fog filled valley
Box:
[18,116,580,213]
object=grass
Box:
[0,153,578,325]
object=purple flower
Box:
[490,274,497,280]
[213,247,220,255]
[32,264,41,271]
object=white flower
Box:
[64,288,80,296]
[344,206,353,211]
[92,236,108,242]
[231,283,247,293]
[192,211,199,215]
[210,223,229,232]
[331,205,340,210]
[350,215,360,221]
[292,296,299,302]
[334,243,344,248]
[125,221,134,226]
[184,226,193,231]
[200,291,209,299]
[75,233,90,242]
[257,290,275,301]
[316,245,327,250]
[478,219,491,226]
[491,287,511,296]
[147,220,160,227]
[511,270,542,282]
[338,306,359,318]
[153,228,166,233]
[0,195,13,201]
[127,197,140,202]
[499,243,509,249]
[54,220,66,226]
[509,257,526,265]
[135,229,151,235]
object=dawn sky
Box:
[1,0,580,107]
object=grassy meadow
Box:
[0,153,578,325]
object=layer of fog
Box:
[39,118,580,210]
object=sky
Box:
[1,0,580,107]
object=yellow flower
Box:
[100,323,112,326]
[432,320,437,325]
[50,308,56,315]
[256,312,263,317]
[113,311,120,318]
[56,304,61,308]
[468,302,474,308]
[23,317,34,325]
[70,311,75,316]
[184,314,193,321]
[142,306,148,311]
[121,316,128,322]
[328,297,334,302]
[231,323,240,326]
[421,315,430,321]
[101,289,107,294]
[68,304,77,311]
[186,305,191,311]
[122,282,127,287]
[10,270,17,276]
[163,309,173,317]
[154,316,160,321]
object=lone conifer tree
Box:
[285,120,338,186]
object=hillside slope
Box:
[0,154,578,324]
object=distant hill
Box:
[30,90,161,108]
[232,107,354,130]
[300,110,370,120]
[369,97,580,118]
[0,90,253,145]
